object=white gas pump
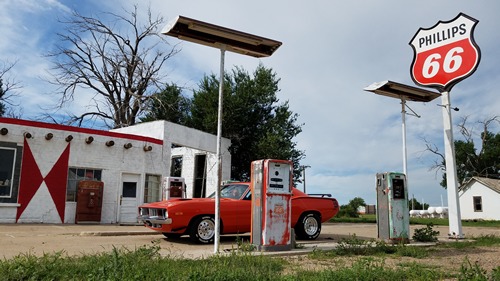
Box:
[251,159,293,251]
[162,177,186,200]
[376,172,410,243]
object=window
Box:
[0,147,16,198]
[193,154,206,198]
[122,182,137,198]
[67,168,102,202]
[391,178,406,200]
[144,174,161,203]
[170,156,183,177]
[473,196,482,212]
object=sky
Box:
[1,0,499,206]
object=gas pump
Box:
[251,159,293,251]
[376,172,410,243]
[162,177,186,200]
[75,180,103,223]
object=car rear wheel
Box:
[189,216,215,244]
[295,213,321,240]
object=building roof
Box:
[0,117,163,145]
[461,177,500,194]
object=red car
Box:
[138,182,339,243]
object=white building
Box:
[458,177,500,221]
[0,118,230,224]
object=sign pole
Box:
[409,13,480,239]
[214,45,226,253]
[441,91,463,238]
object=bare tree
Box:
[420,115,500,187]
[0,60,21,117]
[420,136,445,176]
[47,5,179,128]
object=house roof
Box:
[461,177,500,194]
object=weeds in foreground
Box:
[235,236,256,252]
[458,256,489,281]
[308,235,427,259]
[1,235,499,280]
[441,234,500,250]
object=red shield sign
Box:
[409,13,480,92]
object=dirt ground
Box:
[0,223,499,274]
[292,223,500,275]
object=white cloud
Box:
[2,0,499,208]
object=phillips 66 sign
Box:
[409,13,480,92]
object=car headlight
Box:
[139,207,147,216]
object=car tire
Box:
[295,213,321,240]
[189,216,216,244]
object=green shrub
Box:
[412,223,439,242]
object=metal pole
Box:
[303,168,307,194]
[401,98,408,177]
[214,46,225,253]
[301,165,310,193]
[441,91,463,238]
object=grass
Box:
[441,234,500,250]
[0,243,286,280]
[1,235,499,280]
[308,235,428,259]
[0,232,500,281]
[330,214,500,228]
[305,234,500,280]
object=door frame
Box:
[117,172,142,224]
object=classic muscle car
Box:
[138,182,339,243]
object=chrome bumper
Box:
[137,215,172,225]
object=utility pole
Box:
[301,165,311,193]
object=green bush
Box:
[412,223,440,242]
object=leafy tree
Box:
[47,5,178,128]
[424,116,500,187]
[186,64,305,181]
[408,198,429,210]
[141,83,191,124]
[338,197,366,218]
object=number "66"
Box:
[422,47,464,78]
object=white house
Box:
[0,118,231,224]
[458,177,500,221]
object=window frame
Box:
[473,196,482,212]
[0,147,16,198]
[144,174,161,203]
[67,167,102,202]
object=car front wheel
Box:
[189,216,215,244]
[295,213,321,240]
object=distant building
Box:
[0,118,230,224]
[356,205,376,215]
[459,177,500,221]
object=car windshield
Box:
[208,184,249,199]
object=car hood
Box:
[139,197,216,209]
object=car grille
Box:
[139,207,167,219]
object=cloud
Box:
[2,0,498,208]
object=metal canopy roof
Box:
[364,80,441,102]
[161,16,282,58]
